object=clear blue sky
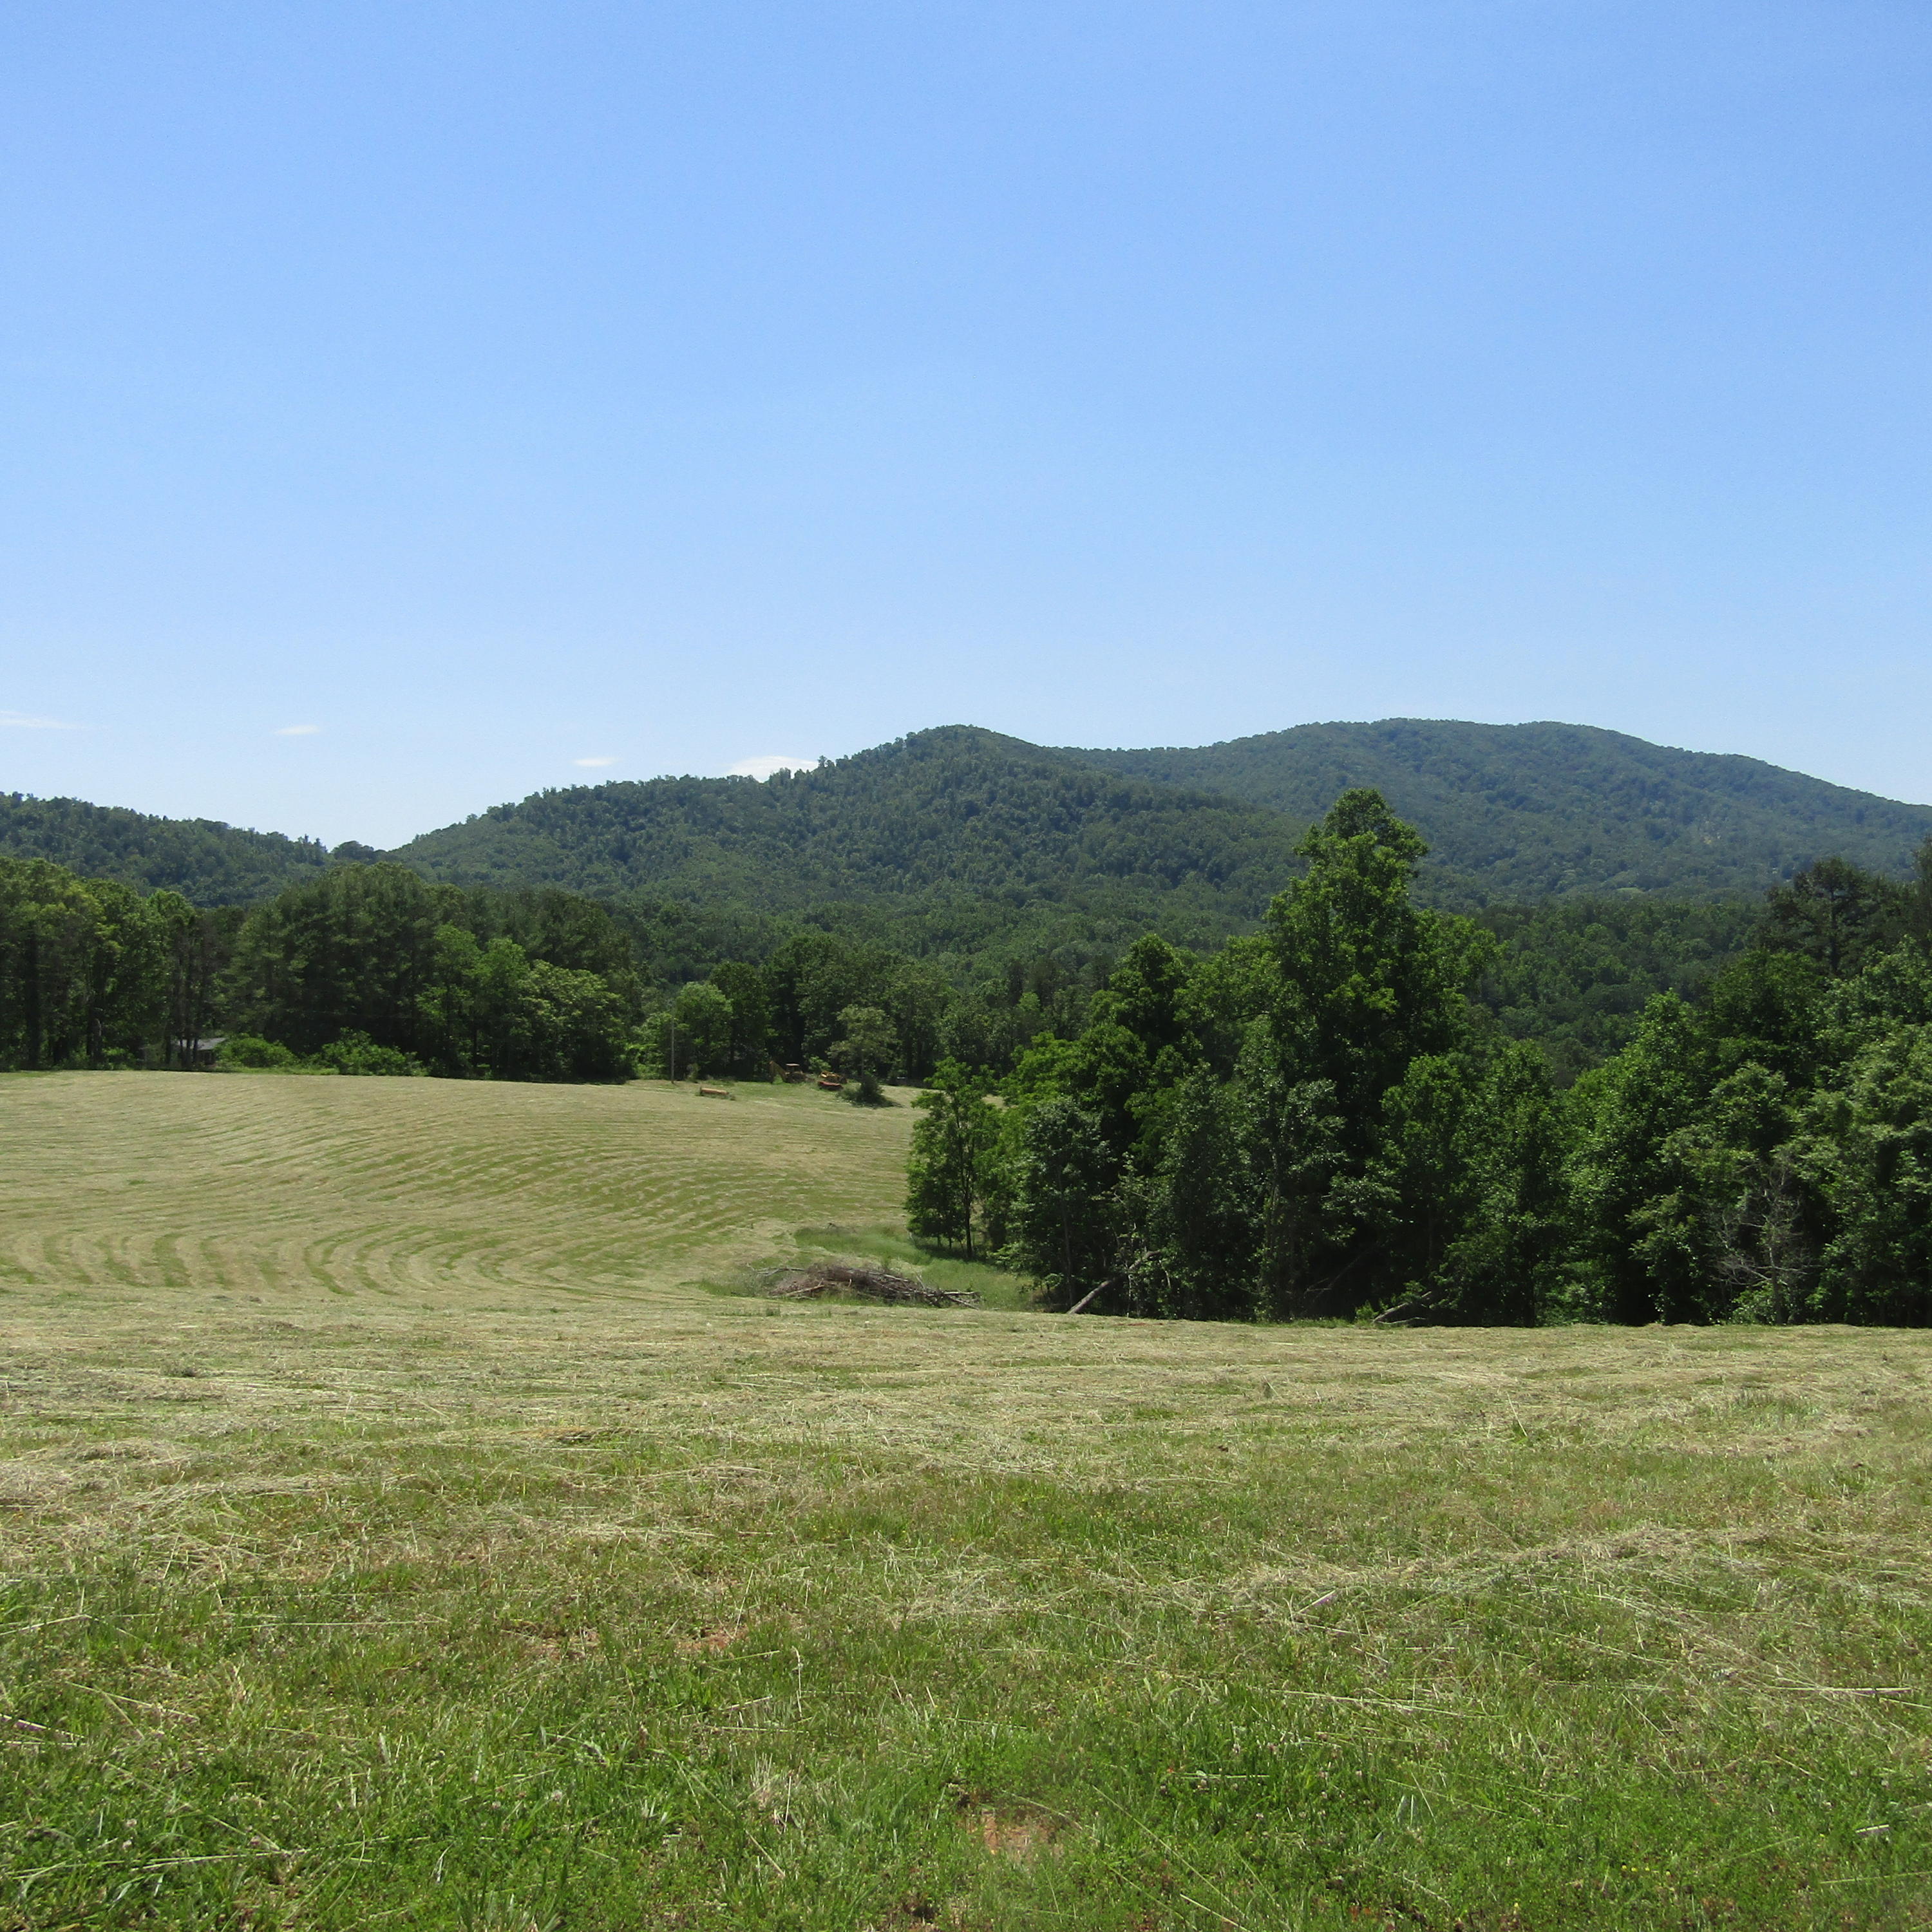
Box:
[3,1,1927,847]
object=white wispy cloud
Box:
[573,755,618,768]
[728,754,815,780]
[274,723,322,736]
[0,710,79,730]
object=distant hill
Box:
[1067,720,1932,904]
[399,721,1932,915]
[393,728,1305,937]
[0,792,336,905]
[9,719,1928,918]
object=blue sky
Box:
[3,1,1928,847]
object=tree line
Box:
[0,857,1110,1084]
[907,792,1932,1326]
[0,860,234,1072]
[0,859,639,1081]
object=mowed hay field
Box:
[0,1070,920,1303]
[2,1074,1931,1931]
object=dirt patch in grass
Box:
[675,1624,750,1655]
[959,1797,1067,1866]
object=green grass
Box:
[3,1072,1931,1928]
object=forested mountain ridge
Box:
[8,719,1929,918]
[392,727,1306,923]
[0,791,338,905]
[395,721,1932,913]
[1068,719,1932,904]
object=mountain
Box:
[9,719,1929,916]
[398,721,1932,914]
[1067,720,1932,904]
[392,728,1304,938]
[0,792,338,905]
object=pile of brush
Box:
[760,1262,981,1308]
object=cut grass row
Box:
[2,1072,1930,1928]
[0,1071,921,1303]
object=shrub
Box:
[216,1035,301,1071]
[312,1031,427,1077]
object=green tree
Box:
[1059,934,1200,1159]
[1910,837,1932,950]
[1564,996,1718,1323]
[0,858,98,1066]
[831,1004,898,1103]
[1448,1043,1571,1325]
[1005,1095,1121,1308]
[1238,1061,1347,1320]
[764,933,896,1066]
[1244,790,1493,1315]
[217,1034,302,1070]
[1134,1068,1258,1319]
[73,878,167,1065]
[1361,1044,1567,1326]
[1350,1052,1491,1318]
[880,960,952,1083]
[152,891,236,1068]
[480,887,636,980]
[313,1031,426,1076]
[518,960,633,1082]
[1703,949,1829,1086]
[419,924,486,1075]
[1760,856,1908,978]
[0,860,231,1070]
[1671,1063,1816,1325]
[224,862,457,1056]
[669,981,735,1079]
[1267,790,1486,1149]
[474,936,536,1074]
[905,1061,997,1256]
[1833,939,1932,1043]
[710,961,774,1072]
[1801,1025,1932,1325]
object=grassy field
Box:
[2,1071,1931,1929]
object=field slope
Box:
[0,1070,915,1304]
[2,1072,1931,1930]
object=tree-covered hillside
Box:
[393,727,1307,928]
[1069,719,1932,905]
[10,719,1930,925]
[399,721,1932,919]
[0,792,338,905]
